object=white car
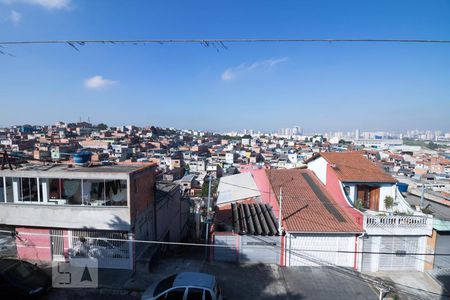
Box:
[141,272,223,300]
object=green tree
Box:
[97,123,108,130]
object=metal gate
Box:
[240,236,280,264]
[213,234,280,264]
[50,229,65,261]
[69,230,132,269]
[378,236,419,271]
[288,234,354,267]
[435,232,450,270]
[213,235,238,262]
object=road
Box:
[40,261,378,300]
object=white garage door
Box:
[287,234,355,268]
[378,236,420,271]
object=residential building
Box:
[307,152,433,272]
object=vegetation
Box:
[384,196,394,210]
[421,207,433,215]
[403,138,448,150]
[96,123,108,130]
[201,178,218,197]
[355,199,364,211]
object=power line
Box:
[1,38,450,45]
[1,229,447,298]
[1,229,450,257]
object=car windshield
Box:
[4,261,35,281]
[154,274,177,296]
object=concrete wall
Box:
[155,187,189,243]
[0,204,130,230]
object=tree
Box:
[97,123,108,130]
[384,196,394,210]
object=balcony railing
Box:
[366,215,429,226]
[364,214,433,235]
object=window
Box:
[48,178,63,200]
[104,180,127,206]
[83,179,127,206]
[154,275,177,296]
[61,179,82,205]
[164,288,185,300]
[0,177,4,202]
[4,177,13,203]
[187,288,203,300]
[9,177,39,203]
[204,290,213,300]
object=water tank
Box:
[73,151,92,165]
[397,182,409,193]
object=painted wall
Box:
[324,165,364,229]
[307,157,328,185]
[16,227,51,262]
[241,169,280,219]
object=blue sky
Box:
[1,0,449,133]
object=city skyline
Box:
[1,0,450,131]
[2,121,450,139]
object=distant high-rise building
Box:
[355,129,360,141]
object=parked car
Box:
[141,272,223,300]
[88,239,128,259]
[69,237,128,259]
[0,258,51,298]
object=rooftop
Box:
[267,168,361,233]
[316,152,397,183]
[0,162,154,177]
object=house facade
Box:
[0,163,160,270]
[307,152,433,272]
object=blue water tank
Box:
[397,182,409,193]
[73,151,92,165]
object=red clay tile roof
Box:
[267,168,361,233]
[318,152,396,183]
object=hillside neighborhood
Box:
[0,123,449,299]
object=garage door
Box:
[240,236,280,264]
[435,232,450,270]
[288,234,355,267]
[378,236,420,271]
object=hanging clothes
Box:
[82,181,92,203]
[64,180,80,198]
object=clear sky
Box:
[1,0,449,133]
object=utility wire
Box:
[1,229,450,257]
[1,38,450,46]
[2,229,447,297]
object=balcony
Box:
[363,213,433,236]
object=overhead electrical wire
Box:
[1,38,450,46]
[1,229,445,298]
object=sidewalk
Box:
[374,271,448,299]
